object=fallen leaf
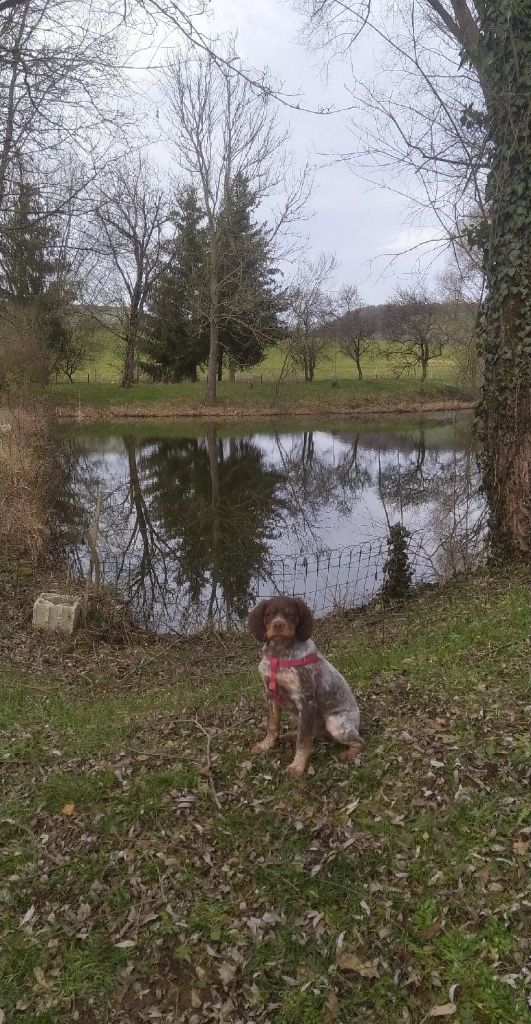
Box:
[114,939,136,948]
[33,966,47,987]
[323,989,339,1022]
[513,840,529,856]
[19,905,35,927]
[219,962,237,988]
[428,1004,457,1017]
[220,998,235,1020]
[61,803,75,816]
[337,951,379,978]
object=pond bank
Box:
[55,397,477,422]
[50,377,478,422]
[0,560,530,1021]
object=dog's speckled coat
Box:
[249,597,363,777]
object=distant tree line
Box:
[0,172,478,393]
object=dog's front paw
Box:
[338,741,364,762]
[286,761,305,779]
[252,739,274,754]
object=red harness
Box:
[264,651,320,708]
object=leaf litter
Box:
[1,565,530,1021]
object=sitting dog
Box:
[248,596,363,777]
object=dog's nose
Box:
[272,620,284,631]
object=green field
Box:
[1,563,529,1021]
[53,333,478,418]
[72,334,461,386]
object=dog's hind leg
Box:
[325,712,363,761]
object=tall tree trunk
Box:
[205,254,219,404]
[420,350,428,384]
[228,358,236,383]
[0,5,28,214]
[121,316,137,389]
[355,354,363,380]
[478,5,531,557]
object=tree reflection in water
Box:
[58,415,485,632]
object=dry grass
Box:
[0,396,53,558]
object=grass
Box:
[74,336,459,386]
[54,337,477,419]
[51,375,477,420]
[0,562,530,1021]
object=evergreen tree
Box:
[0,180,77,375]
[142,186,209,382]
[217,172,282,380]
[0,181,64,302]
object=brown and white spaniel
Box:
[248,596,363,777]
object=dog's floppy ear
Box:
[248,600,268,641]
[294,598,313,641]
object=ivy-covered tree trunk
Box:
[478,3,531,557]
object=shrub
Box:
[0,396,53,558]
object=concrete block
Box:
[32,593,82,634]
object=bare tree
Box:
[163,41,311,404]
[0,0,130,220]
[388,285,446,384]
[334,284,375,380]
[295,2,488,258]
[286,253,336,382]
[438,249,482,387]
[94,156,168,388]
[294,1,531,555]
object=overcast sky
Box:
[140,0,448,303]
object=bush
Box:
[381,523,414,602]
[0,396,53,558]
[0,304,51,388]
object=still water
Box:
[57,413,484,633]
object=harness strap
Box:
[264,652,320,708]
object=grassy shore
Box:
[51,377,477,421]
[1,562,530,1022]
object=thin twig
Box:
[188,717,223,812]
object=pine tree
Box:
[217,172,282,381]
[142,186,209,382]
[0,180,77,377]
[0,181,64,302]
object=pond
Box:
[56,412,485,633]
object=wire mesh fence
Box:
[253,529,460,616]
[85,523,484,635]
